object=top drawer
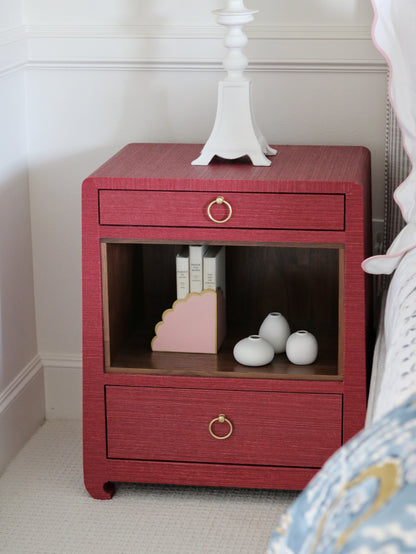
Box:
[98,190,345,231]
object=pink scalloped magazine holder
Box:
[151,289,226,354]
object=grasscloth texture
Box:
[0,420,298,554]
[83,143,371,498]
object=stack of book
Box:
[152,245,227,354]
[176,245,226,299]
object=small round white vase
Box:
[286,331,318,365]
[233,335,275,367]
[258,312,290,353]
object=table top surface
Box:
[86,143,371,188]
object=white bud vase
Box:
[286,331,318,365]
[233,335,274,366]
[258,312,290,353]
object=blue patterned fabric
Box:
[267,394,416,553]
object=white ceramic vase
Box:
[286,331,318,365]
[258,312,290,353]
[233,335,275,366]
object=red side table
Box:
[82,143,372,499]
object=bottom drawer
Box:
[105,386,342,467]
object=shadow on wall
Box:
[27,146,116,360]
[0,172,38,392]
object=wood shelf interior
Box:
[101,241,344,380]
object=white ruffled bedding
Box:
[367,247,416,424]
[362,0,416,275]
[362,0,416,426]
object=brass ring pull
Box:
[209,414,233,440]
[207,196,232,224]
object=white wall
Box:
[23,0,372,26]
[0,1,44,473]
[21,0,387,418]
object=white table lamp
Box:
[192,0,276,166]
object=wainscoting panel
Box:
[24,24,384,73]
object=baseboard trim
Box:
[41,353,82,370]
[0,355,43,414]
[0,355,45,475]
[41,353,82,420]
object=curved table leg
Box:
[84,478,115,500]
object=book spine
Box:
[203,254,216,292]
[189,245,207,293]
[203,246,226,296]
[176,247,189,299]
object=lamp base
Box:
[192,80,277,166]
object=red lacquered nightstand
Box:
[82,143,372,499]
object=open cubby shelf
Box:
[102,240,344,380]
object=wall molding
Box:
[0,26,27,77]
[0,355,45,474]
[0,26,25,45]
[41,353,82,419]
[2,23,386,75]
[0,354,43,415]
[41,352,82,370]
[24,23,385,74]
[24,23,373,40]
[25,58,386,74]
[0,351,81,420]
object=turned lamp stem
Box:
[191,0,276,167]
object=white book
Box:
[189,245,208,293]
[176,246,189,300]
[203,246,226,296]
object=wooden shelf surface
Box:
[106,335,340,381]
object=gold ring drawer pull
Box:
[209,414,233,440]
[207,196,232,224]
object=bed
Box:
[267,1,416,551]
[366,247,416,425]
[266,248,416,554]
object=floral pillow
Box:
[267,393,416,553]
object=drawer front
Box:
[106,386,342,467]
[99,190,345,231]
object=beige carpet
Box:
[0,420,298,553]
